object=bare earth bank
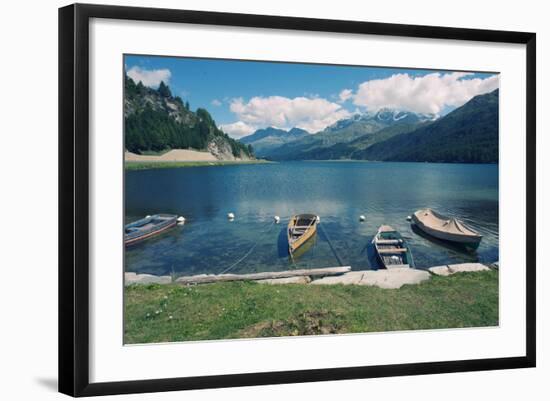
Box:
[125,149,218,162]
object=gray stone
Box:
[429,262,490,276]
[256,276,312,285]
[448,263,490,274]
[311,269,430,289]
[310,272,365,285]
[359,268,431,289]
[125,272,172,285]
[428,265,453,276]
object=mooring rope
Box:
[318,223,346,267]
[219,220,276,274]
[288,248,298,269]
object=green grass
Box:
[124,270,498,344]
[125,159,272,171]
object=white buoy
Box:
[406,215,412,221]
[274,216,280,224]
[316,215,321,223]
[177,216,186,225]
[359,215,366,222]
[145,215,151,219]
[227,212,235,220]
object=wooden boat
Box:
[412,208,482,249]
[287,214,318,254]
[373,225,415,269]
[124,214,177,246]
[289,231,317,260]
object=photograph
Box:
[123,54,500,344]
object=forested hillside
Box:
[361,89,499,163]
[264,110,434,160]
[124,76,253,159]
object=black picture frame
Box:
[59,3,536,397]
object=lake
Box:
[125,161,499,276]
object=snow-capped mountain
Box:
[326,109,436,132]
[263,108,438,160]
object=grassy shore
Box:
[124,270,498,344]
[125,159,272,171]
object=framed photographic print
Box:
[58,3,536,397]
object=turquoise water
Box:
[125,161,499,276]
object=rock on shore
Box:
[428,262,490,276]
[125,272,172,285]
[257,276,312,285]
[310,268,431,289]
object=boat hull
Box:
[373,226,414,269]
[412,213,482,248]
[288,214,318,254]
[125,214,177,246]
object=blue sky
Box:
[125,54,499,138]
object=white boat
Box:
[412,208,482,248]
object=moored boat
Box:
[373,225,414,269]
[287,214,318,254]
[125,214,178,246]
[411,208,482,248]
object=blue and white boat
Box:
[373,225,415,269]
[124,214,177,246]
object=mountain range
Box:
[239,127,308,157]
[238,90,498,163]
[357,89,499,163]
[240,108,436,160]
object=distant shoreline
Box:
[124,153,499,171]
[125,159,271,171]
[124,149,271,170]
[262,159,499,165]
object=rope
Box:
[288,247,298,268]
[318,223,346,267]
[219,220,276,274]
[156,220,207,259]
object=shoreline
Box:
[280,159,499,165]
[124,158,498,170]
[125,262,498,289]
[125,159,272,171]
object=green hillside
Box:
[301,121,429,160]
[239,127,308,157]
[265,110,433,160]
[361,90,499,163]
[124,76,253,159]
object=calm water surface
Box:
[125,161,498,276]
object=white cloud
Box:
[353,72,499,114]
[126,66,171,88]
[338,89,353,103]
[211,99,222,107]
[229,96,351,133]
[219,121,256,138]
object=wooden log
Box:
[175,266,351,285]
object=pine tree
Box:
[158,81,172,97]
[124,75,254,158]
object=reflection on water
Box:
[125,161,499,276]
